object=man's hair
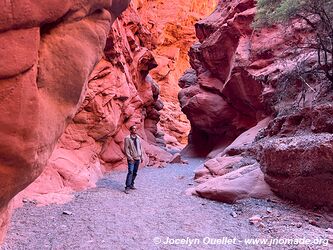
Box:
[129,125,137,131]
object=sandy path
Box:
[3,158,331,250]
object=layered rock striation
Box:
[179,0,267,157]
[0,0,179,242]
[181,0,333,209]
[133,0,218,146]
[11,1,174,207]
[0,0,133,242]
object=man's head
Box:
[129,125,137,135]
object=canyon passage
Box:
[1,0,333,249]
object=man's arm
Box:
[139,137,144,163]
[124,137,133,161]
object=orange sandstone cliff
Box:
[0,0,218,242]
[134,0,218,146]
[15,2,173,208]
[0,0,171,242]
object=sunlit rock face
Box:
[10,0,175,209]
[182,0,333,209]
[133,0,218,146]
[1,1,219,239]
[0,0,132,242]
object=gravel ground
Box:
[2,158,332,250]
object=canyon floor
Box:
[3,158,332,250]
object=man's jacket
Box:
[124,135,143,161]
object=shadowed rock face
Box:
[0,0,130,218]
[181,0,333,209]
[179,0,266,157]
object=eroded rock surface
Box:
[181,0,333,208]
[0,0,132,242]
[179,0,267,157]
[257,106,333,209]
[133,0,218,146]
[13,1,177,208]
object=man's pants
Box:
[125,159,140,188]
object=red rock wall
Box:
[181,0,333,209]
[179,0,267,157]
[133,0,218,146]
[13,2,174,207]
[0,0,170,242]
[0,0,134,242]
[1,0,219,241]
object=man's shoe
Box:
[124,188,130,194]
[130,186,136,190]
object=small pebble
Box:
[62,211,73,215]
[230,212,237,218]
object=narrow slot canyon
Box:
[0,0,333,249]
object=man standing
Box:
[124,125,143,194]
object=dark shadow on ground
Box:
[96,177,124,191]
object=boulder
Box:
[194,164,275,203]
[194,156,243,183]
[170,153,182,164]
[258,134,333,209]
